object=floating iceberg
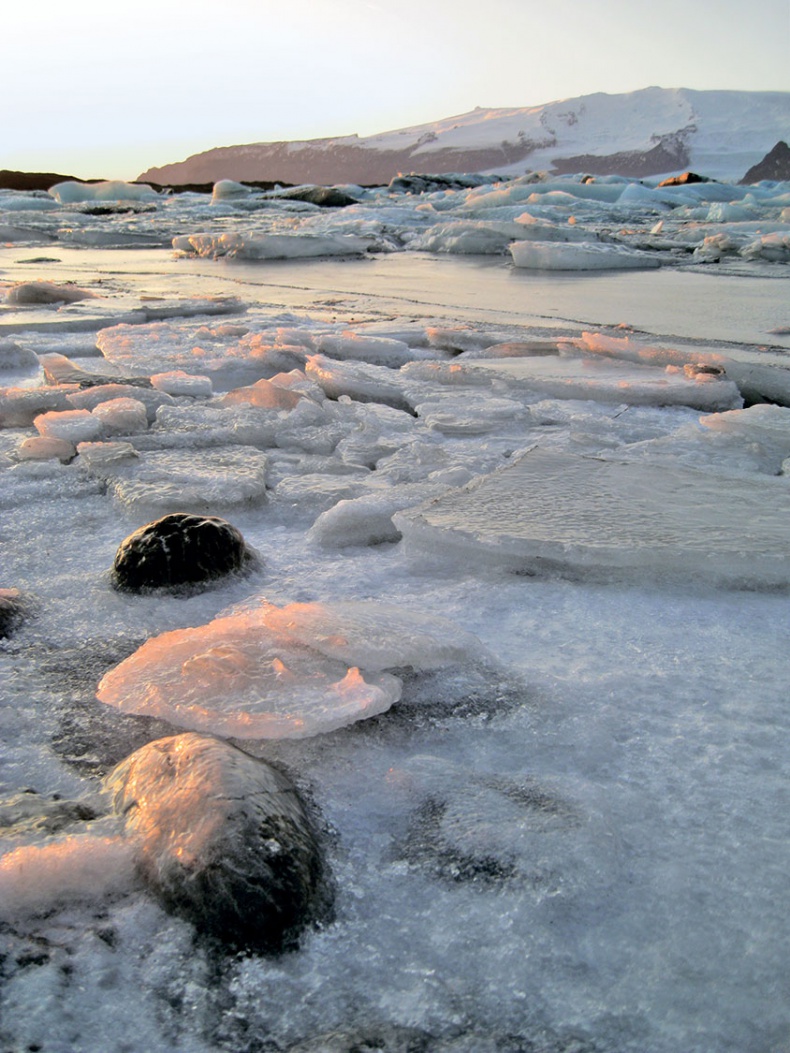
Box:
[48,181,159,204]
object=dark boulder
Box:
[657,171,711,187]
[111,512,257,594]
[0,588,29,639]
[388,172,501,194]
[278,185,360,208]
[739,141,790,184]
[105,732,332,952]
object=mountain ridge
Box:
[137,87,790,186]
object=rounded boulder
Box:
[105,732,331,951]
[111,512,256,593]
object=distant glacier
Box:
[138,86,790,186]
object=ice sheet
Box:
[395,447,790,587]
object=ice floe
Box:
[96,600,486,739]
[395,447,790,588]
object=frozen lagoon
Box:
[0,175,789,1052]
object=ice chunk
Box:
[75,441,139,476]
[305,354,413,411]
[700,404,790,462]
[0,387,76,427]
[16,435,75,462]
[34,408,104,443]
[308,483,447,548]
[220,378,305,411]
[151,370,213,397]
[211,179,252,202]
[510,240,660,270]
[96,612,402,739]
[414,393,528,435]
[97,321,307,391]
[48,180,159,204]
[0,836,136,920]
[105,446,269,513]
[258,600,491,672]
[394,447,790,588]
[142,403,279,450]
[173,231,372,260]
[408,221,521,255]
[317,333,414,368]
[0,340,39,372]
[65,384,171,420]
[335,402,416,467]
[274,471,371,511]
[464,355,742,411]
[91,397,149,436]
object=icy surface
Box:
[395,447,790,587]
[0,181,788,1053]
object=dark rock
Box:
[277,185,360,208]
[551,133,690,178]
[388,172,502,195]
[0,588,28,638]
[739,141,790,184]
[111,513,257,594]
[40,353,153,390]
[105,732,332,952]
[0,169,107,192]
[657,171,711,187]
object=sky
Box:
[2,0,788,180]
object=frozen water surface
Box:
[0,177,788,1053]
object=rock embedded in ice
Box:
[104,732,331,951]
[0,587,28,638]
[96,612,403,738]
[111,512,257,594]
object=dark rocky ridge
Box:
[0,169,107,191]
[739,141,790,183]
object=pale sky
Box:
[2,0,788,180]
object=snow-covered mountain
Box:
[138,87,789,187]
